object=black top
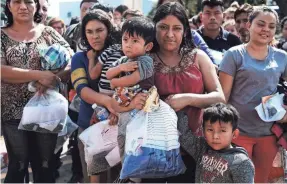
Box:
[197,27,242,53]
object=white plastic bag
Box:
[79,120,118,161]
[79,120,119,174]
[54,116,78,154]
[120,100,185,179]
[125,100,180,154]
[19,89,68,133]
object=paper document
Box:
[105,146,121,167]
[255,93,286,122]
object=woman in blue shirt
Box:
[71,8,146,183]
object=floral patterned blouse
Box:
[1,26,73,122]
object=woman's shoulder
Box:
[270,46,287,58]
[72,51,87,60]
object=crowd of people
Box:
[1,0,287,183]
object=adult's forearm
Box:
[184,91,225,108]
[80,87,111,106]
[1,66,43,83]
[111,98,133,113]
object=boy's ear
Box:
[145,42,154,52]
[232,129,240,139]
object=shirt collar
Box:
[199,26,229,41]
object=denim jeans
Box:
[2,119,57,183]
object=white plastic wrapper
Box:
[19,89,68,133]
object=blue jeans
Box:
[2,120,57,183]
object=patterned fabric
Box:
[1,26,73,122]
[39,43,71,71]
[112,55,154,106]
[98,44,123,95]
[113,85,142,107]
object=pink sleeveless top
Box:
[151,49,204,136]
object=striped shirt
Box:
[98,44,123,95]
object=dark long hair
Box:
[156,0,184,8]
[152,2,195,54]
[79,9,116,51]
[4,0,42,27]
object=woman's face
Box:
[156,15,184,52]
[248,12,277,45]
[51,22,65,36]
[38,0,48,24]
[85,19,108,51]
[113,10,122,25]
[8,0,37,23]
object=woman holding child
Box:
[70,8,146,183]
[219,6,287,183]
[144,2,225,182]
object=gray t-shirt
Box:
[219,45,287,137]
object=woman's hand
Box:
[38,71,60,89]
[130,93,148,110]
[103,97,117,115]
[278,105,287,124]
[34,82,49,95]
[108,113,118,126]
[165,94,189,112]
[87,49,97,61]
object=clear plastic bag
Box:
[69,94,81,113]
[19,89,69,133]
[120,100,186,179]
[54,116,78,154]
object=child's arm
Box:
[106,62,138,80]
[110,70,140,89]
[87,50,102,80]
[177,113,207,160]
[231,159,255,183]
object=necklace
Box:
[155,52,183,68]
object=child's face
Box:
[225,25,238,36]
[224,12,234,22]
[122,32,152,59]
[204,120,239,150]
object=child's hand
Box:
[87,49,96,61]
[119,62,138,72]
